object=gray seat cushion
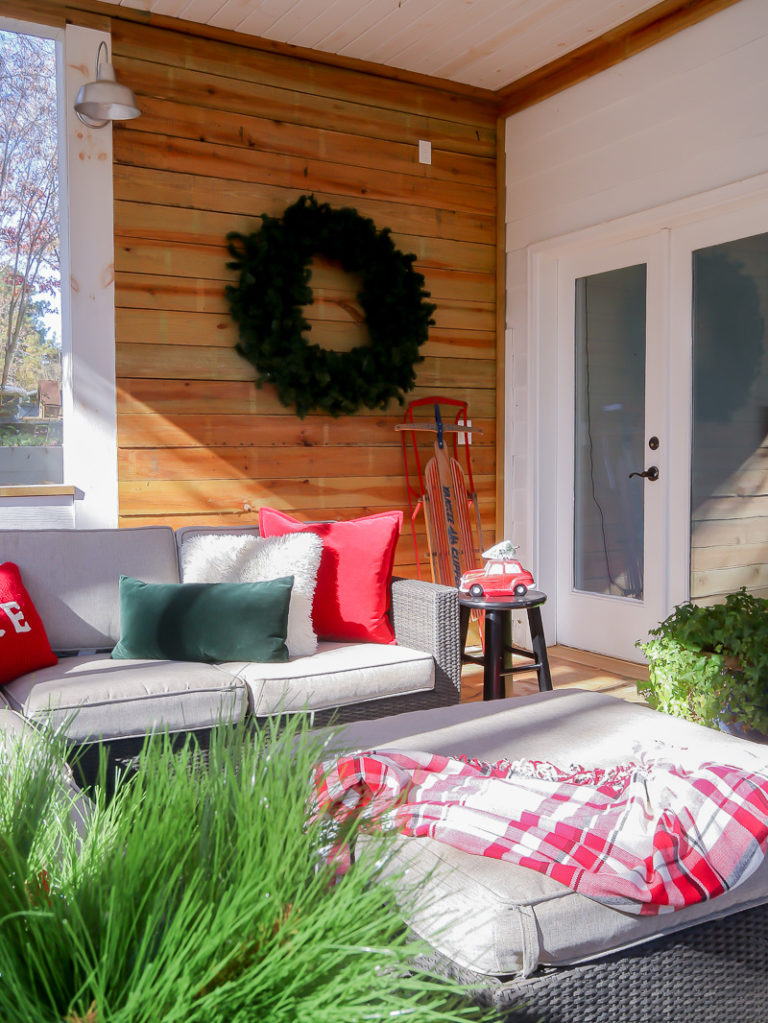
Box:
[227,640,435,716]
[2,655,247,742]
[331,690,768,978]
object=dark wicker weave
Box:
[416,901,768,1023]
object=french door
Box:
[673,206,768,608]
[554,236,671,660]
[539,196,768,662]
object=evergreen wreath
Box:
[225,195,436,418]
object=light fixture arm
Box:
[76,41,110,128]
[74,39,141,129]
[95,40,109,76]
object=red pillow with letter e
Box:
[258,508,402,644]
[0,562,57,685]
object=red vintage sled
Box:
[395,397,484,587]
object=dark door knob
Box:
[628,465,659,481]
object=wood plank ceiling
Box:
[103,0,664,90]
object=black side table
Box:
[459,589,553,701]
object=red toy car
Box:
[459,544,534,599]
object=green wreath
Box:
[225,195,436,418]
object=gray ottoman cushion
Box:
[331,690,768,977]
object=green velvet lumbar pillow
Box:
[111,575,293,663]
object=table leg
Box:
[527,606,553,692]
[483,609,505,700]
[459,604,471,657]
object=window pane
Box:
[691,234,768,601]
[574,264,647,599]
[0,30,62,483]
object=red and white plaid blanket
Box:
[314,749,768,915]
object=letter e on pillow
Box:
[0,562,57,685]
[0,600,32,635]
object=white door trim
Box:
[547,235,671,660]
[63,24,119,528]
[525,176,768,655]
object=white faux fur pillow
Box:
[180,532,323,657]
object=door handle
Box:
[628,465,659,481]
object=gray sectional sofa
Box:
[0,526,461,769]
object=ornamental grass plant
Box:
[0,718,491,1023]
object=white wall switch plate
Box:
[418,139,431,164]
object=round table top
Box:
[458,587,547,611]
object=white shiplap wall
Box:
[503,0,768,639]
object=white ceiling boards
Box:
[103,0,664,90]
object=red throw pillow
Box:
[0,562,57,685]
[258,508,402,644]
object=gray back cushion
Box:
[175,524,260,556]
[0,527,179,651]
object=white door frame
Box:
[524,176,768,659]
[531,232,676,661]
[553,235,670,660]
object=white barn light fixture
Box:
[74,41,141,128]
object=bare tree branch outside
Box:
[0,29,61,448]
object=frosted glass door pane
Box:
[691,233,768,602]
[574,265,647,599]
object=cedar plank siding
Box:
[9,0,499,578]
[110,18,498,577]
[109,15,499,581]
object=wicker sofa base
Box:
[417,900,768,1023]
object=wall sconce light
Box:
[74,41,141,129]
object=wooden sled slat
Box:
[397,396,485,585]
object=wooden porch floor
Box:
[461,645,649,706]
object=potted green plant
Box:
[637,587,768,740]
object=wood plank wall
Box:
[108,12,499,578]
[4,0,498,578]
